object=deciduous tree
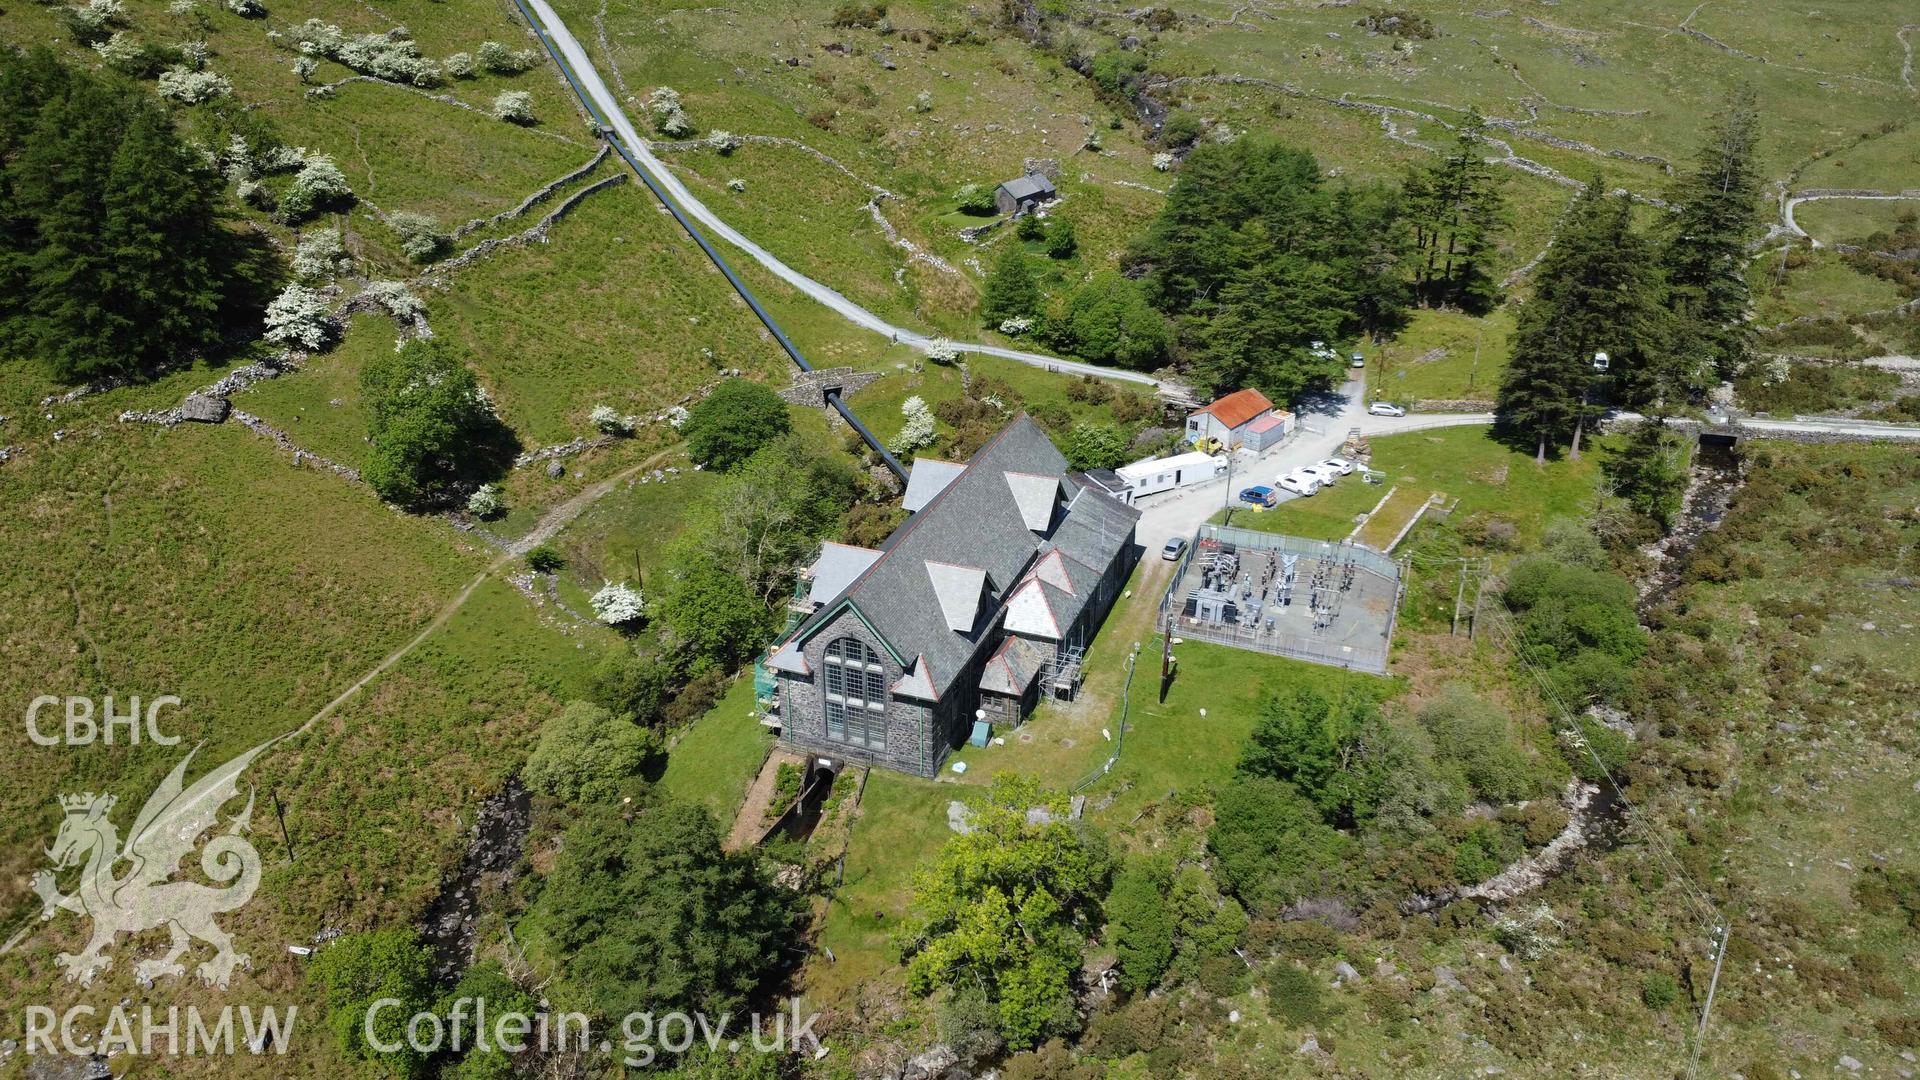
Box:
[683,378,792,471]
[901,776,1110,1049]
[533,794,800,1020]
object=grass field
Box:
[0,364,606,1073]
[659,674,777,824]
[1370,308,1513,405]
[1791,197,1920,246]
[1752,248,1913,326]
[1221,425,1601,548]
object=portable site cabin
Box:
[1241,410,1291,452]
[1112,450,1227,504]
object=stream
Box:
[1637,439,1745,612]
[1409,439,1746,914]
[419,777,533,986]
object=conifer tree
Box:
[0,49,249,382]
[1403,110,1508,312]
[981,245,1039,326]
[1660,86,1762,383]
[1497,177,1664,462]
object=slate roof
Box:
[996,174,1057,202]
[783,415,1140,701]
[901,459,966,512]
[980,635,1051,696]
[1191,388,1275,430]
[806,542,883,607]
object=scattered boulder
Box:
[546,460,565,478]
[900,1045,959,1080]
[179,393,230,424]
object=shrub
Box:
[1152,151,1174,171]
[280,154,352,221]
[955,183,998,215]
[647,85,693,136]
[1492,903,1562,959]
[1106,856,1175,992]
[292,229,351,281]
[290,21,442,87]
[532,795,802,1021]
[683,379,792,470]
[465,483,502,518]
[1641,970,1680,1010]
[1048,271,1171,370]
[912,89,933,113]
[923,338,960,365]
[590,404,633,435]
[387,211,448,264]
[1877,1014,1920,1049]
[307,930,433,1076]
[1265,963,1328,1027]
[93,33,167,76]
[1210,777,1348,916]
[443,50,475,78]
[156,66,232,104]
[1061,424,1128,471]
[1044,219,1078,259]
[474,40,536,74]
[1160,110,1204,148]
[360,339,501,508]
[491,90,534,124]
[982,247,1040,327]
[64,0,124,43]
[360,280,423,320]
[1016,213,1047,242]
[524,701,659,802]
[1419,686,1546,804]
[263,284,336,350]
[829,1,887,29]
[706,129,739,153]
[657,565,767,669]
[938,987,1006,1065]
[891,395,936,455]
[589,581,645,626]
[999,316,1032,336]
[1452,822,1518,884]
[525,545,564,573]
[226,0,264,15]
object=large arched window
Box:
[823,637,888,750]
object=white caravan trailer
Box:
[1113,451,1227,504]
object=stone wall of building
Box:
[777,607,942,777]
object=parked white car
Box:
[1318,457,1356,476]
[1367,402,1407,417]
[1277,472,1321,497]
[1298,463,1340,486]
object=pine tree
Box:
[102,106,231,372]
[1660,86,1761,384]
[1,50,249,382]
[1403,110,1508,312]
[8,77,129,382]
[981,245,1039,326]
[1497,177,1664,461]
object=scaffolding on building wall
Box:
[1040,644,1085,701]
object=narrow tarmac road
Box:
[519,0,1160,387]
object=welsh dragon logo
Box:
[9,737,279,989]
